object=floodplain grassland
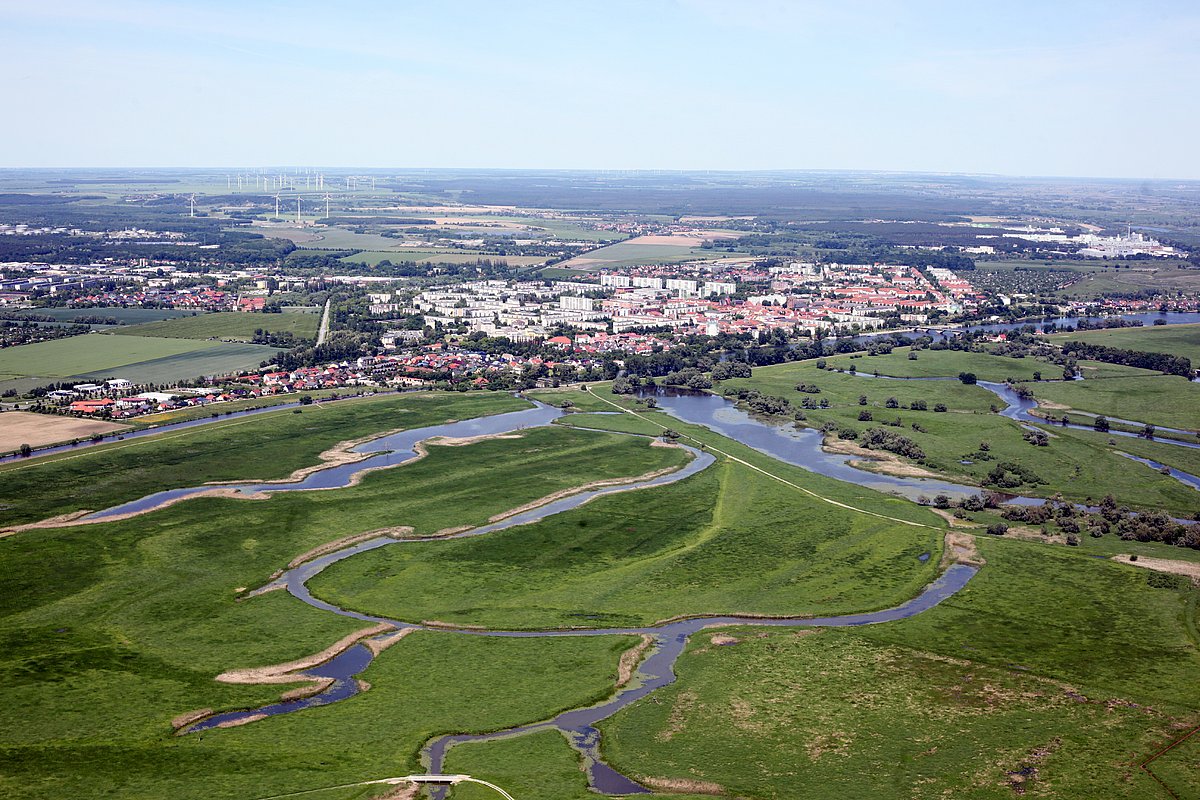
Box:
[719,359,1200,514]
[824,346,1048,382]
[112,311,319,342]
[444,730,709,800]
[0,413,690,798]
[0,392,529,526]
[312,401,945,630]
[1047,321,1200,365]
[1021,375,1200,430]
[588,534,1200,800]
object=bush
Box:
[910,399,927,410]
[934,403,948,412]
[958,372,977,385]
[986,522,1009,536]
[711,361,751,381]
[837,427,859,440]
[858,409,873,421]
[885,397,899,408]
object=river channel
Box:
[75,370,1193,790]
[84,396,972,793]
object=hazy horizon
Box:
[3,1,1199,179]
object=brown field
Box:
[0,412,128,451]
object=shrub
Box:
[986,522,1009,536]
[858,409,873,421]
[934,403,948,412]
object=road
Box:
[316,299,331,346]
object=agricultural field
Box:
[557,236,748,270]
[340,249,547,267]
[0,411,127,452]
[0,335,282,394]
[2,308,200,325]
[112,311,319,342]
[1047,322,1200,366]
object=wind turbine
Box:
[274,194,281,220]
[296,196,302,224]
[323,193,332,219]
[188,194,196,218]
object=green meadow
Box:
[0,334,282,393]
[1021,375,1200,431]
[1047,322,1200,365]
[0,386,1196,800]
[113,311,319,342]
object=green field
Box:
[1,386,1198,799]
[0,392,528,526]
[1048,322,1200,366]
[825,347,1049,382]
[558,240,745,270]
[2,308,200,325]
[720,359,1200,514]
[311,451,942,630]
[113,311,319,342]
[0,334,283,393]
[1022,375,1200,431]
[339,249,547,266]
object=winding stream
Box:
[84,397,975,793]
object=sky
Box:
[2,0,1198,178]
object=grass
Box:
[1047,322,1200,365]
[558,241,746,270]
[720,360,1200,514]
[859,536,1200,706]
[0,334,222,378]
[338,249,546,266]
[0,392,529,526]
[444,729,709,800]
[112,311,319,342]
[824,347,1048,382]
[0,334,282,392]
[311,423,944,630]
[0,405,672,798]
[3,308,200,325]
[599,621,1196,799]
[4,382,1198,798]
[1022,375,1200,431]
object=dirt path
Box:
[1113,554,1200,585]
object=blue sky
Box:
[2,0,1198,178]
